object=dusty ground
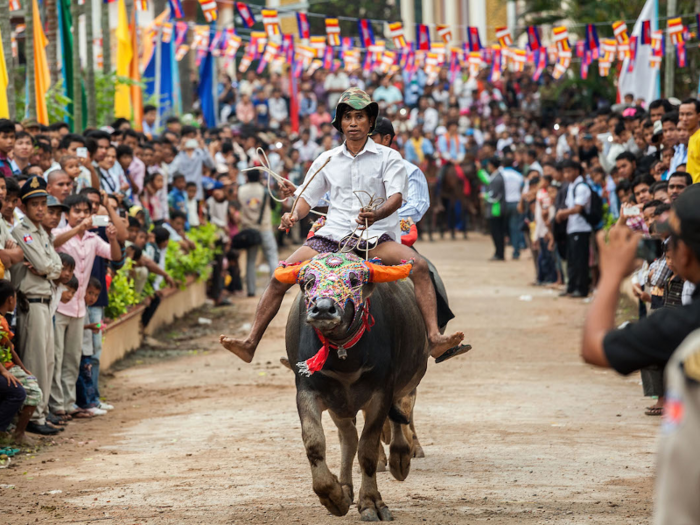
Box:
[1,235,657,524]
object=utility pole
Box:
[664,0,677,97]
[26,0,37,120]
[71,0,82,128]
[86,0,97,127]
[0,8,16,118]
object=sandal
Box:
[53,412,72,422]
[68,409,94,419]
[645,406,664,416]
[46,413,67,426]
[435,344,472,364]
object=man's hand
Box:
[632,283,652,303]
[78,217,93,233]
[598,226,641,283]
[279,211,299,230]
[555,209,567,223]
[356,208,379,230]
[24,262,41,276]
[165,274,176,288]
[5,239,16,250]
[278,179,296,199]
[106,224,117,241]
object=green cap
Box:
[331,88,379,133]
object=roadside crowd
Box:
[2,61,700,448]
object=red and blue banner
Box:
[168,0,183,18]
[467,27,482,52]
[235,2,256,29]
[296,12,310,40]
[358,19,375,48]
[641,20,651,45]
[585,24,599,51]
[416,24,430,51]
[527,26,541,51]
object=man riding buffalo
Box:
[219,87,468,363]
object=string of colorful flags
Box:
[6,0,700,85]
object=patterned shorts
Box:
[7,365,42,407]
[304,234,393,254]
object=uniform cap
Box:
[20,176,49,202]
[46,195,69,210]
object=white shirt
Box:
[324,72,350,109]
[565,176,592,234]
[268,97,288,122]
[502,167,523,203]
[398,160,430,222]
[295,140,408,242]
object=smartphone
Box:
[92,215,109,227]
[76,147,88,159]
[636,238,664,263]
[623,205,640,217]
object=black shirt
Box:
[603,286,700,375]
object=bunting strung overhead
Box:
[436,25,452,44]
[388,22,407,49]
[495,26,512,47]
[612,21,629,44]
[325,18,340,47]
[416,24,430,50]
[668,18,684,45]
[9,0,20,11]
[235,2,257,29]
[168,0,184,19]
[262,9,281,42]
[357,19,375,47]
[467,27,482,51]
[198,0,217,22]
[296,12,310,41]
[135,0,148,11]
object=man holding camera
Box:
[582,184,700,524]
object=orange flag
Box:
[130,10,143,131]
[32,0,50,124]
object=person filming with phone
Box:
[581,184,700,524]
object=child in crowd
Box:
[76,278,105,416]
[2,177,21,229]
[60,155,82,188]
[168,173,188,218]
[0,280,44,444]
[185,181,200,228]
[60,276,79,304]
[141,173,166,224]
[51,253,76,320]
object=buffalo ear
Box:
[365,260,414,283]
[273,262,308,284]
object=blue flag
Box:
[198,50,217,127]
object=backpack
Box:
[575,182,603,230]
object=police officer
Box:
[580,183,700,522]
[10,176,63,435]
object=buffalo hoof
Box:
[314,476,351,517]
[412,443,425,459]
[360,507,393,521]
[389,444,411,482]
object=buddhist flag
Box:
[436,25,452,44]
[175,45,189,61]
[512,49,527,72]
[325,18,340,47]
[612,21,629,44]
[552,61,567,80]
[162,22,173,43]
[416,24,430,51]
[9,0,20,11]
[297,12,310,41]
[209,30,224,56]
[668,18,684,45]
[358,19,375,47]
[191,26,209,50]
[552,26,569,53]
[135,0,148,11]
[649,54,661,68]
[262,9,281,42]
[388,22,406,49]
[235,2,256,29]
[526,26,541,51]
[32,0,50,125]
[198,0,217,22]
[174,21,188,48]
[467,27,482,51]
[601,39,616,62]
[495,27,512,47]
[0,27,8,118]
[599,60,611,77]
[310,35,326,58]
[224,33,242,58]
[257,42,280,74]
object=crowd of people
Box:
[0,62,698,457]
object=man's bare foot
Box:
[429,331,465,359]
[219,335,255,363]
[13,432,36,447]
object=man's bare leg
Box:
[219,246,320,362]
[368,242,465,358]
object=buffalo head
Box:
[274,253,413,337]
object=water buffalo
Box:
[275,252,430,521]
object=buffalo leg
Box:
[329,410,358,504]
[410,409,425,459]
[389,392,416,482]
[358,393,393,522]
[297,390,351,517]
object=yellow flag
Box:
[33,0,51,125]
[115,0,133,119]
[0,27,9,119]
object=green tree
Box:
[45,0,59,85]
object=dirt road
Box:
[2,235,657,524]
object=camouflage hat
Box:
[331,88,379,133]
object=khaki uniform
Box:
[10,216,62,425]
[654,328,700,524]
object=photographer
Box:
[581,184,700,524]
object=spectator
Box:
[679,98,700,183]
[556,161,592,298]
[668,171,692,202]
[171,138,215,201]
